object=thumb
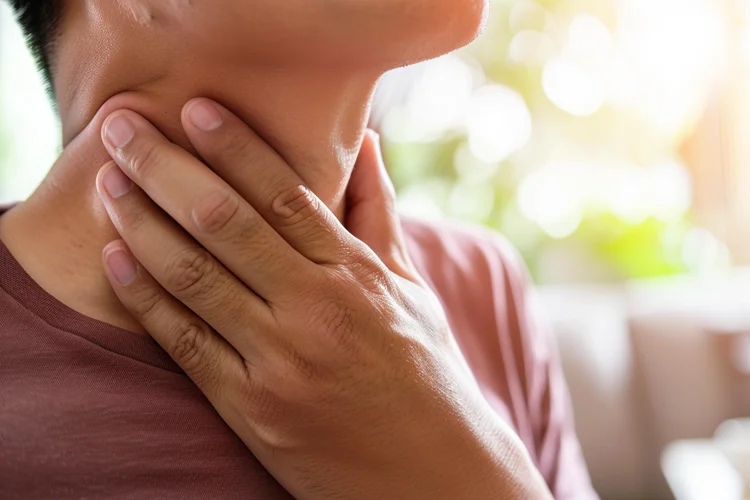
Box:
[345,130,418,282]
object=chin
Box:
[375,0,490,66]
[182,0,490,70]
[434,0,490,45]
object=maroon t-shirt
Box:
[0,207,597,499]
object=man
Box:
[0,0,597,498]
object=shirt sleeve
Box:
[488,236,599,500]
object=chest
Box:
[0,348,291,500]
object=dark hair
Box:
[6,0,63,95]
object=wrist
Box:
[439,414,552,500]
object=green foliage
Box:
[382,0,706,283]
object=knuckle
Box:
[128,140,165,179]
[239,370,284,434]
[130,284,165,320]
[344,252,390,291]
[271,185,318,225]
[230,207,264,243]
[281,345,319,384]
[192,190,241,235]
[165,247,216,295]
[345,246,376,269]
[121,202,151,233]
[244,392,288,449]
[221,129,263,166]
[247,357,322,449]
[247,383,276,421]
[170,322,213,377]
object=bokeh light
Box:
[3,0,749,284]
[376,0,746,283]
[466,84,532,163]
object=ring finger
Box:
[96,161,272,355]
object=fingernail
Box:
[101,164,132,199]
[188,99,223,131]
[104,114,135,149]
[105,248,137,286]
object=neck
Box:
[0,66,381,333]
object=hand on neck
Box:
[0,0,486,334]
[0,60,382,333]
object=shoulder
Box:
[400,219,597,499]
[400,216,553,402]
[400,216,529,303]
[400,216,545,366]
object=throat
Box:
[0,69,380,334]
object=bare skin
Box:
[0,0,552,497]
[94,98,552,499]
[0,0,486,332]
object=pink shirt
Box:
[0,208,597,499]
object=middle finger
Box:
[96,162,270,355]
[101,109,315,303]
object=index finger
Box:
[101,109,313,302]
[181,99,363,265]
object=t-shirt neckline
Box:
[0,205,181,373]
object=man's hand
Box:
[95,98,551,500]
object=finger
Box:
[101,109,313,301]
[345,131,420,282]
[181,98,359,265]
[101,240,248,405]
[96,161,271,355]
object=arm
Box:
[495,244,599,500]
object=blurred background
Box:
[3,0,750,499]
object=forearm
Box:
[430,420,553,500]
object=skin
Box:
[0,0,552,497]
[94,100,552,498]
[0,0,487,332]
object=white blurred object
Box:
[716,419,750,489]
[517,164,583,239]
[682,228,732,274]
[508,30,555,65]
[508,0,551,33]
[515,159,693,241]
[542,58,608,117]
[662,441,745,500]
[539,0,729,131]
[608,0,729,136]
[542,14,611,117]
[543,270,750,498]
[567,14,612,65]
[379,55,475,143]
[0,2,61,203]
[465,84,532,163]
